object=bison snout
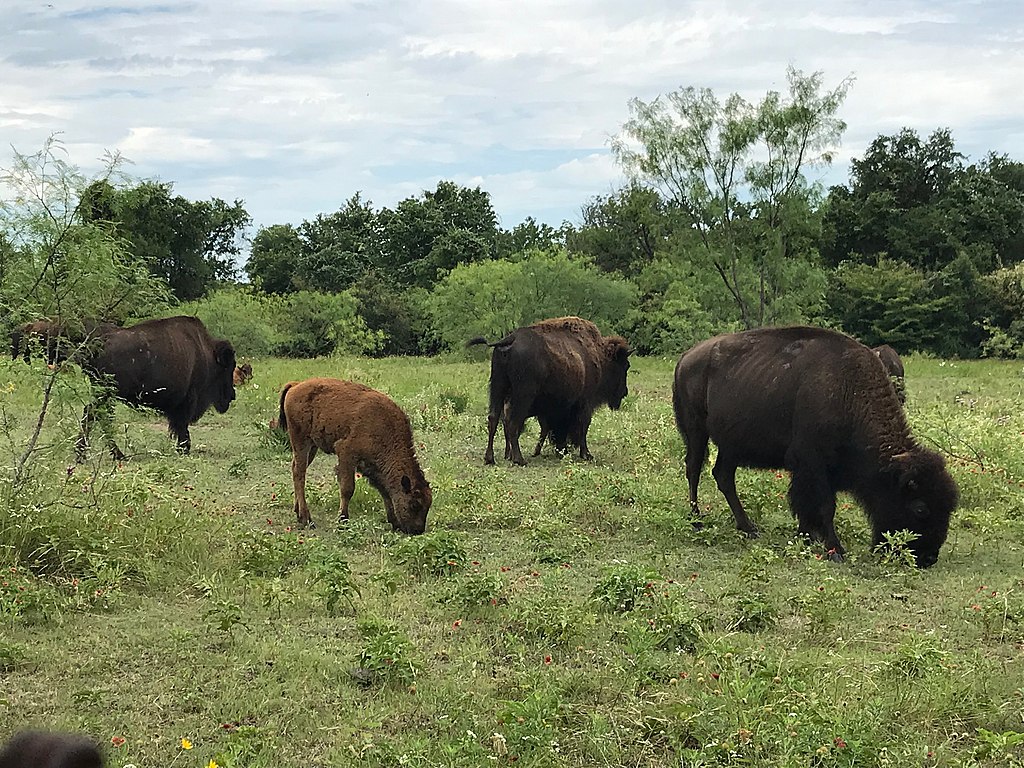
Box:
[915,552,938,569]
[394,521,426,535]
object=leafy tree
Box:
[613,67,850,328]
[295,193,378,292]
[0,138,170,328]
[87,180,251,300]
[246,223,302,294]
[820,130,1024,272]
[567,185,669,277]
[350,269,433,356]
[378,180,499,288]
[496,217,568,260]
[428,249,636,351]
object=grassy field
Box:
[2,352,1024,767]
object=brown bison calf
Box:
[233,363,253,386]
[277,378,432,533]
[0,731,102,768]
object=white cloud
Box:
[0,0,1021,233]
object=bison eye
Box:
[909,500,928,518]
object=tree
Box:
[567,185,669,277]
[246,223,303,294]
[613,66,851,328]
[820,130,1024,272]
[378,180,499,288]
[496,217,568,260]
[295,193,378,292]
[91,181,252,300]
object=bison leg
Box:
[168,414,191,455]
[76,396,124,463]
[711,453,759,537]
[683,430,709,522]
[574,412,594,461]
[503,402,532,466]
[484,408,501,465]
[290,440,317,529]
[786,458,844,561]
[532,419,549,457]
[333,442,358,523]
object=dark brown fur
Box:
[873,344,906,404]
[10,319,120,365]
[673,326,958,567]
[0,731,103,768]
[469,316,631,466]
[277,378,431,533]
[76,316,236,461]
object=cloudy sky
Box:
[3,0,1022,235]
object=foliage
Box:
[429,248,637,350]
[87,178,250,300]
[246,223,302,294]
[354,619,419,687]
[567,184,670,277]
[0,137,170,328]
[591,563,660,613]
[350,269,434,356]
[613,66,850,328]
[175,287,283,357]
[390,530,468,577]
[982,262,1024,358]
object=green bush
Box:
[428,249,637,350]
[176,288,384,358]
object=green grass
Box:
[2,353,1024,767]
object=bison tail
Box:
[277,382,297,431]
[465,336,490,348]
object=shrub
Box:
[429,249,636,351]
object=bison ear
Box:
[401,475,412,493]
[214,340,235,369]
[615,343,632,362]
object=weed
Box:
[237,530,311,577]
[591,562,659,613]
[354,619,419,687]
[0,639,26,671]
[204,598,248,642]
[885,632,947,678]
[440,570,508,610]
[308,550,360,615]
[873,528,921,568]
[973,727,1024,764]
[966,587,1024,642]
[507,589,589,646]
[498,685,564,762]
[390,530,468,577]
[729,590,778,633]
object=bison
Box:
[233,363,253,386]
[468,316,631,465]
[673,326,958,567]
[873,344,906,404]
[276,377,432,533]
[0,731,103,768]
[10,319,120,365]
[75,316,236,461]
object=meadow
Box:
[1,352,1024,768]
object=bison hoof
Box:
[484,456,496,466]
[742,528,760,539]
[691,519,705,532]
[827,549,844,563]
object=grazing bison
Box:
[873,344,906,404]
[468,316,631,465]
[0,731,103,768]
[75,316,236,460]
[673,326,958,567]
[10,319,119,364]
[233,362,253,386]
[277,378,432,533]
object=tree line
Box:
[3,68,1023,359]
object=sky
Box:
[3,0,1023,236]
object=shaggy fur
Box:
[873,344,906,404]
[0,731,103,768]
[76,316,236,461]
[468,316,631,466]
[673,326,959,567]
[277,378,432,533]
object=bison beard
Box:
[75,316,237,461]
[469,316,631,466]
[673,326,958,567]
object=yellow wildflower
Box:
[207,761,219,768]
[181,738,193,750]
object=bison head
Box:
[392,474,432,535]
[872,449,959,568]
[602,338,632,410]
[212,340,237,414]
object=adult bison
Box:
[10,319,119,364]
[468,316,631,466]
[277,378,432,533]
[75,316,236,461]
[673,326,958,567]
[873,344,906,404]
